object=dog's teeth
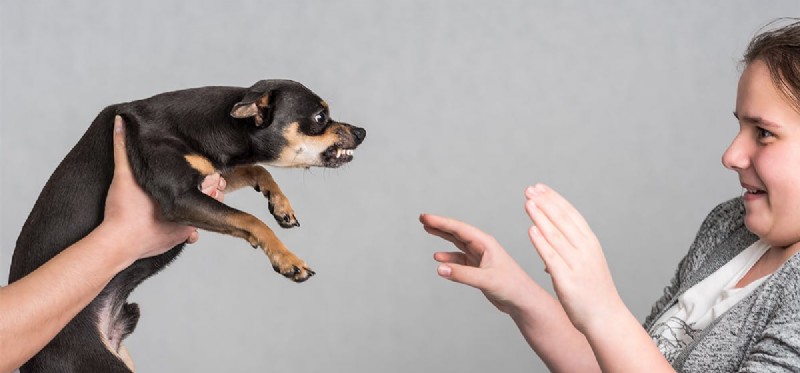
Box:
[335,149,342,158]
[346,150,353,156]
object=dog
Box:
[8,79,366,372]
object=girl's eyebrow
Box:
[733,112,782,128]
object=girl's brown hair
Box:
[743,18,800,112]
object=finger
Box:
[423,225,467,252]
[526,184,593,238]
[437,262,491,290]
[525,186,591,249]
[112,116,133,179]
[528,225,569,275]
[419,214,493,256]
[200,183,225,202]
[200,184,219,198]
[525,200,576,261]
[186,229,199,244]
[433,251,468,266]
[200,173,221,190]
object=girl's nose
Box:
[722,132,751,170]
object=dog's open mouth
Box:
[322,145,356,167]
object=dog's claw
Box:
[272,263,314,282]
[276,214,299,229]
[281,266,300,278]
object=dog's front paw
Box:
[265,191,300,228]
[270,254,315,282]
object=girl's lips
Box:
[741,182,766,193]
[742,185,767,201]
[741,182,767,201]
[743,190,766,200]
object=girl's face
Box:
[723,59,800,248]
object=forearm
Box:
[0,225,133,372]
[582,302,675,373]
[509,284,601,373]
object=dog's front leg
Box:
[166,190,314,282]
[222,165,299,228]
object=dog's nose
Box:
[352,127,366,144]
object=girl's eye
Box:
[757,127,775,140]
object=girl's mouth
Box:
[742,183,767,200]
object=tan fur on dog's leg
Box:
[223,165,298,227]
[223,212,313,281]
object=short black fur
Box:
[8,79,365,372]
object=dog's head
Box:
[231,80,366,168]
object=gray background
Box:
[1,1,796,372]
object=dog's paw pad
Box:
[278,214,300,228]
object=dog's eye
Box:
[314,111,329,124]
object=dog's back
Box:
[10,106,142,372]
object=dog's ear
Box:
[230,90,273,127]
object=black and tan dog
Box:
[8,79,366,372]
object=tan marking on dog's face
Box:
[184,154,216,175]
[267,122,340,168]
[257,94,270,108]
[320,100,328,109]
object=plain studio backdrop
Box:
[1,1,798,372]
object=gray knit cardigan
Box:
[642,197,800,372]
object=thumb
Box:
[112,115,132,178]
[437,263,490,290]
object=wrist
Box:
[580,295,632,336]
[506,278,557,323]
[88,223,139,272]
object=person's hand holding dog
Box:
[0,116,228,373]
[99,115,226,263]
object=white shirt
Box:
[649,240,771,362]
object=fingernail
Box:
[535,184,547,193]
[525,186,537,198]
[437,264,452,277]
[114,116,123,133]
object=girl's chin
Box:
[743,212,769,238]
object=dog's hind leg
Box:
[222,165,299,228]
